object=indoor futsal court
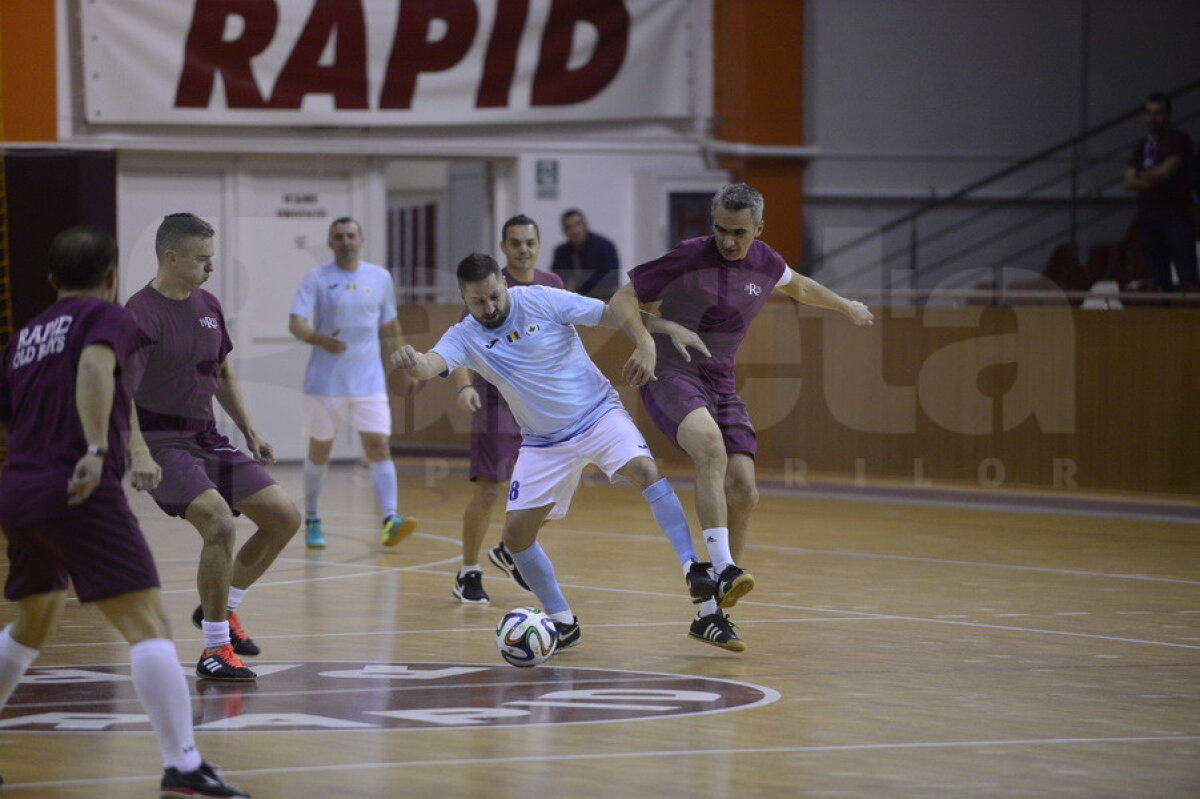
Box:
[1,461,1196,797]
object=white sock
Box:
[459,564,481,577]
[226,586,247,613]
[549,610,575,625]
[201,620,230,649]
[303,458,328,520]
[702,527,733,574]
[370,459,398,519]
[130,638,203,772]
[0,625,39,707]
[697,599,718,617]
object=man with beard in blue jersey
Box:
[392,253,752,652]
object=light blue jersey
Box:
[291,261,398,396]
[431,285,621,446]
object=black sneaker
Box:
[488,542,532,592]
[685,560,716,603]
[714,564,755,609]
[196,644,257,681]
[553,617,581,650]
[192,606,260,657]
[452,570,490,604]
[161,761,250,798]
[689,612,745,652]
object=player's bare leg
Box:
[676,408,752,608]
[186,491,256,680]
[676,407,728,530]
[231,484,301,588]
[185,490,238,626]
[456,478,501,603]
[725,453,759,563]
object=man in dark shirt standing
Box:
[550,208,620,300]
[1123,91,1198,291]
[0,227,250,797]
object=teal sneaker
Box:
[305,518,326,549]
[380,514,416,547]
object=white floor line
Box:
[6,671,725,710]
[43,615,882,650]
[136,507,1200,585]
[9,735,1199,790]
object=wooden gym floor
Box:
[1,460,1197,798]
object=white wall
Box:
[507,149,725,276]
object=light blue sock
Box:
[643,478,697,565]
[370,459,398,518]
[509,542,570,615]
[302,459,328,520]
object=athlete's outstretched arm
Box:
[215,360,275,464]
[451,366,481,412]
[604,284,711,364]
[776,270,874,326]
[68,343,116,506]
[391,345,448,382]
[602,284,657,386]
[380,318,419,397]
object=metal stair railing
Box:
[807,78,1200,297]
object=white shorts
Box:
[304,394,392,440]
[506,408,652,520]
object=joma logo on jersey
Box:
[199,317,219,329]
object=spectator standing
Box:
[550,209,621,301]
[1122,91,1198,291]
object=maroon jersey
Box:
[0,298,150,527]
[125,284,232,441]
[469,267,564,405]
[629,237,787,393]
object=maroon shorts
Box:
[146,432,277,518]
[3,489,160,603]
[470,401,523,483]
[640,370,757,457]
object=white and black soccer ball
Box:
[495,607,558,667]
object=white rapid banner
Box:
[80,0,694,127]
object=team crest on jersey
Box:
[744,282,762,297]
[199,316,219,329]
[525,323,540,335]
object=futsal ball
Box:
[496,607,559,667]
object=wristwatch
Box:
[86,444,107,457]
